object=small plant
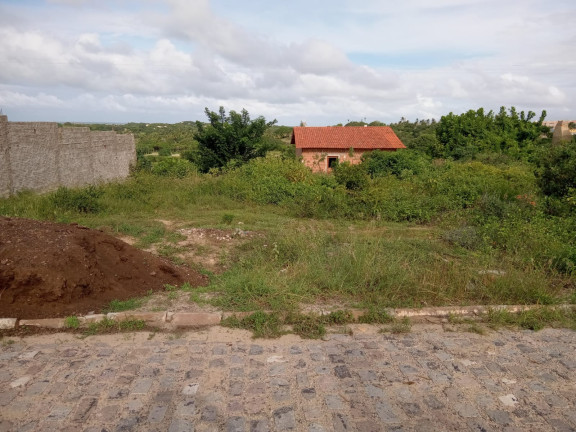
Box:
[118,319,146,331]
[388,317,412,334]
[358,307,394,324]
[292,315,326,339]
[221,311,285,338]
[221,214,235,225]
[82,318,146,336]
[64,316,80,329]
[466,323,486,335]
[324,310,354,325]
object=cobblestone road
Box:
[1,324,575,432]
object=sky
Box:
[0,0,574,125]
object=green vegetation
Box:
[188,107,279,172]
[104,298,146,313]
[486,307,576,331]
[3,106,576,337]
[64,316,81,329]
[83,318,147,336]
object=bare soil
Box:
[0,217,208,319]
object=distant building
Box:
[291,126,406,173]
[551,120,574,144]
[543,120,576,133]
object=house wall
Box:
[300,148,395,173]
[0,116,136,197]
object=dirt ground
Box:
[0,217,208,319]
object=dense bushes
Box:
[362,150,430,178]
[50,185,104,213]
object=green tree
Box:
[535,141,576,199]
[435,107,547,160]
[191,107,277,172]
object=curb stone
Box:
[0,318,17,329]
[2,304,574,330]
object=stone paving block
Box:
[332,412,352,432]
[325,394,345,410]
[2,324,576,431]
[201,405,219,422]
[174,398,196,418]
[148,404,169,423]
[47,405,73,421]
[250,419,270,432]
[244,395,267,415]
[9,376,31,388]
[169,418,195,432]
[226,416,245,432]
[25,379,49,396]
[274,406,296,431]
[131,378,153,395]
[71,397,97,422]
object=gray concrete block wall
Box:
[0,117,135,197]
[0,116,12,197]
[91,131,121,182]
[58,127,94,188]
[8,122,60,194]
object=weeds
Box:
[83,318,147,336]
[222,311,285,338]
[64,316,80,329]
[486,307,576,331]
[381,317,413,334]
[358,307,394,324]
[103,298,145,313]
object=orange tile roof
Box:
[291,126,406,150]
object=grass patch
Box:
[485,307,576,331]
[222,311,285,338]
[358,307,395,324]
[103,298,145,313]
[64,316,81,329]
[291,315,326,339]
[381,317,413,334]
[83,318,147,336]
[1,159,574,325]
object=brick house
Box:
[291,126,406,172]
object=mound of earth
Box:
[0,217,208,319]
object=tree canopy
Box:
[435,107,548,160]
[191,107,277,172]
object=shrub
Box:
[158,146,172,157]
[333,162,369,190]
[151,158,195,178]
[50,185,103,213]
[362,149,430,178]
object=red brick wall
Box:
[299,148,395,173]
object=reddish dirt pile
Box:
[0,217,208,319]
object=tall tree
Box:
[191,107,277,172]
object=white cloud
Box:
[0,0,574,124]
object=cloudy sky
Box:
[0,0,574,125]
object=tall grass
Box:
[0,155,573,313]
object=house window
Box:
[327,156,339,169]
